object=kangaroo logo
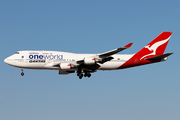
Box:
[140,36,170,60]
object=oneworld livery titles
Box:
[29,54,63,60]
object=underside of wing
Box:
[79,64,101,71]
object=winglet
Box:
[124,43,133,48]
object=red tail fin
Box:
[118,32,172,69]
[137,32,172,60]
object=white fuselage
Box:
[4,51,134,71]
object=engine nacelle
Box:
[60,63,71,70]
[59,70,69,75]
[84,57,96,65]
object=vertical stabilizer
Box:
[119,32,172,69]
[137,32,172,60]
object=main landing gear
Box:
[77,69,91,79]
[77,72,91,79]
[20,68,24,76]
[84,72,91,78]
[77,73,83,79]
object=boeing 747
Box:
[4,32,173,79]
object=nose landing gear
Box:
[20,68,24,76]
[21,72,24,76]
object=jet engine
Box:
[84,58,96,65]
[60,63,71,70]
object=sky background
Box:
[0,0,180,120]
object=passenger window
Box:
[15,52,19,54]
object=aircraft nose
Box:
[4,58,8,64]
[4,57,14,65]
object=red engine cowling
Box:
[84,58,96,65]
[60,63,71,70]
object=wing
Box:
[98,43,133,57]
[45,43,133,71]
[76,43,133,66]
[96,43,133,64]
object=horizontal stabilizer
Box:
[145,53,173,60]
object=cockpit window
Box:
[15,52,19,54]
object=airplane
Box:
[4,32,173,79]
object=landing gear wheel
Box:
[21,72,24,76]
[87,74,91,78]
[79,74,83,79]
[77,73,81,76]
[20,68,24,76]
